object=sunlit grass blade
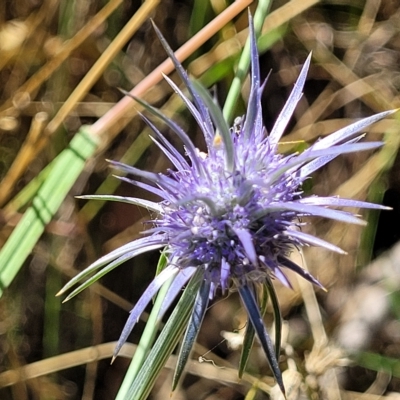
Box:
[0,127,99,298]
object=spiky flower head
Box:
[59,17,394,393]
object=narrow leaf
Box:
[238,284,285,394]
[242,13,261,140]
[298,196,391,210]
[126,268,204,400]
[113,265,179,361]
[157,266,196,320]
[311,110,396,150]
[232,227,258,265]
[268,54,311,145]
[278,255,325,290]
[299,135,363,177]
[172,277,210,390]
[118,89,203,173]
[265,277,282,358]
[151,22,215,148]
[58,236,166,296]
[269,142,384,184]
[239,283,269,378]
[63,244,167,302]
[266,202,367,225]
[108,160,179,192]
[77,195,163,213]
[283,229,346,254]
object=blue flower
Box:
[59,17,394,393]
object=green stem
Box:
[222,0,272,125]
[115,258,171,399]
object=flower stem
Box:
[115,275,173,400]
[222,0,272,125]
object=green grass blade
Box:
[0,127,99,297]
[155,248,168,276]
[188,0,211,39]
[354,351,400,378]
[5,159,53,212]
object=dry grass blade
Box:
[0,112,48,206]
[45,0,161,137]
[0,341,273,395]
[0,0,124,114]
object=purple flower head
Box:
[59,17,394,393]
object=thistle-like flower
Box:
[59,17,394,393]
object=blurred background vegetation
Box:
[0,0,400,399]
